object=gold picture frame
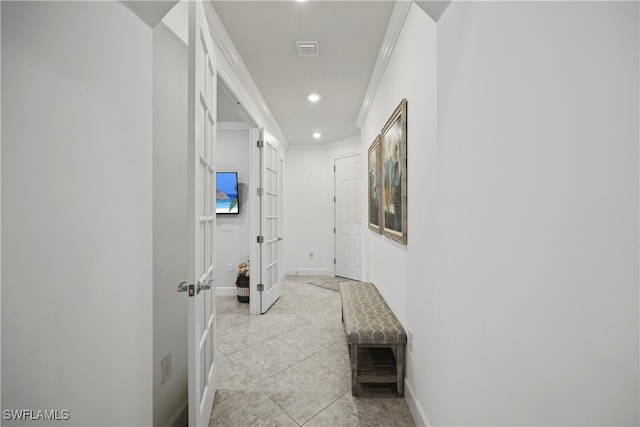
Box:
[368,134,383,233]
[381,99,407,244]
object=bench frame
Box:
[339,282,406,397]
[349,343,405,396]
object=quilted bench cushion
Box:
[339,282,407,345]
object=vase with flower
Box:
[236,262,250,303]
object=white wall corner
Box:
[165,401,188,427]
[355,0,412,128]
[405,381,431,427]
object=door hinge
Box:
[257,140,264,148]
[334,165,336,172]
[333,196,336,203]
[257,187,264,196]
[257,235,264,244]
[333,258,336,265]
[333,227,336,234]
[257,283,264,292]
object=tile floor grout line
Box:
[256,356,351,426]
[255,356,342,427]
[255,352,310,386]
[299,390,350,427]
[227,339,308,384]
[211,277,415,427]
[253,355,314,427]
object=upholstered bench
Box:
[339,282,407,396]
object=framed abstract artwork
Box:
[368,134,383,233]
[381,99,407,244]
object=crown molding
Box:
[204,3,289,149]
[355,0,412,129]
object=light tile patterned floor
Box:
[210,276,415,427]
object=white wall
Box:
[434,2,639,424]
[362,2,639,426]
[327,135,360,161]
[284,147,332,275]
[284,135,360,277]
[2,2,153,426]
[360,5,437,424]
[215,126,251,294]
[1,2,3,414]
[153,13,188,427]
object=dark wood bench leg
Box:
[396,344,405,397]
[351,343,360,396]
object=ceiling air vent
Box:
[296,41,319,57]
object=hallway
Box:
[212,276,415,426]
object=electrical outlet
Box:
[407,329,414,352]
[161,353,172,384]
[227,263,233,272]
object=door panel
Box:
[187,1,216,425]
[335,154,363,280]
[259,135,281,313]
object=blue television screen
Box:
[216,172,239,214]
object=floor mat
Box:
[307,276,358,292]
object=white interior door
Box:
[258,132,281,313]
[335,154,363,280]
[186,1,216,425]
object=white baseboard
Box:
[284,268,333,277]
[165,400,187,427]
[405,381,431,427]
[216,286,237,297]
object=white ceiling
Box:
[122,0,450,146]
[212,1,395,145]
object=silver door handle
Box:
[277,237,283,241]
[177,281,188,292]
[198,281,211,292]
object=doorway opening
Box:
[215,78,258,312]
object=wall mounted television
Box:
[216,172,239,214]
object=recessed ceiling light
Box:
[312,132,322,139]
[307,93,321,103]
[296,0,307,2]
